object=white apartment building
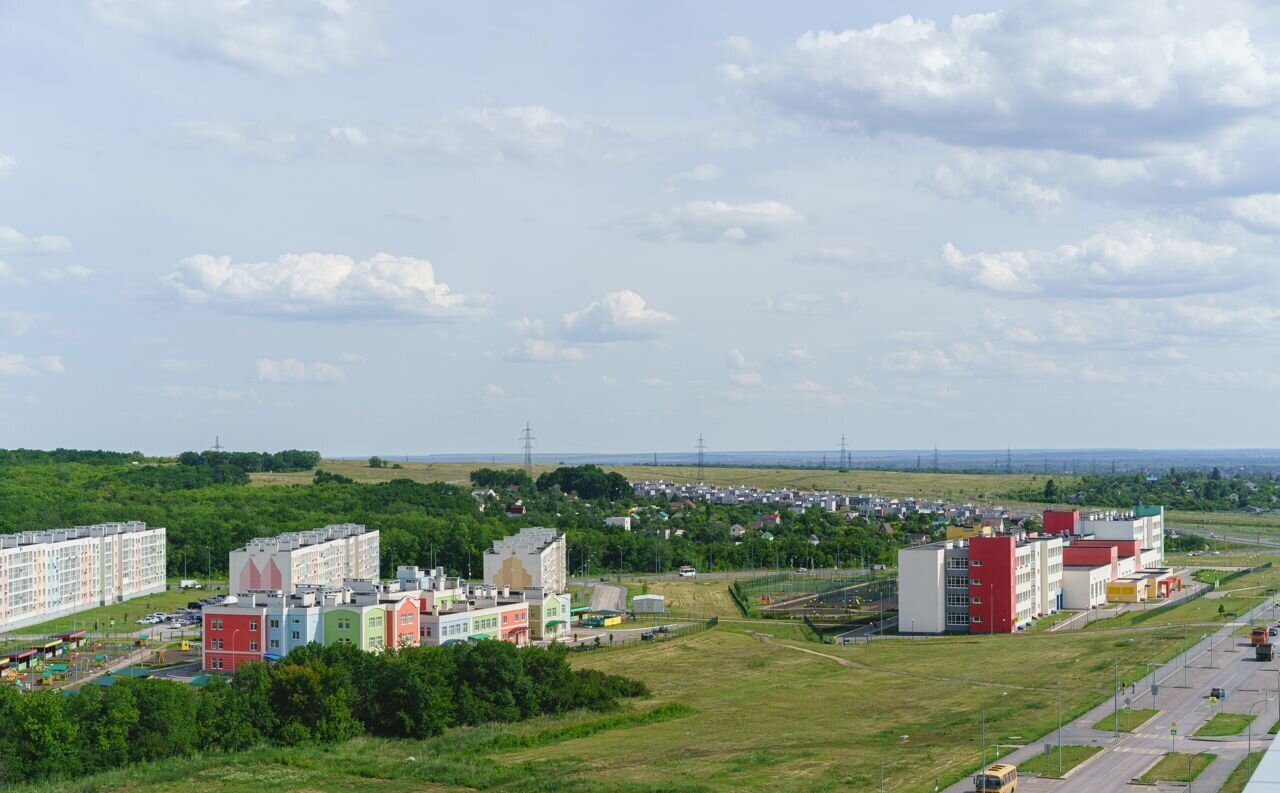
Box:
[1062,565,1110,609]
[230,524,379,594]
[0,521,167,631]
[483,527,568,595]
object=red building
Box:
[1063,544,1119,580]
[967,535,1016,634]
[384,596,420,650]
[203,599,267,672]
[1043,509,1081,536]
[498,603,531,644]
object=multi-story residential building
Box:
[0,521,166,632]
[483,527,567,594]
[229,524,379,594]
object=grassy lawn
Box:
[1136,751,1215,784]
[33,622,1198,793]
[1194,712,1256,737]
[1016,745,1101,777]
[0,587,216,638]
[251,459,1069,502]
[1091,708,1159,733]
[1085,564,1280,631]
[1220,751,1266,793]
[640,578,747,618]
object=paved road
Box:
[942,597,1280,793]
[1176,525,1280,550]
[589,583,627,612]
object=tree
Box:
[1043,478,1058,502]
[369,456,385,468]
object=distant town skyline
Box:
[3,1,1280,455]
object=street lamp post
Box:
[1247,698,1271,778]
[1187,749,1216,792]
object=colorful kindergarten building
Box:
[899,506,1175,634]
[203,564,571,672]
[0,522,167,632]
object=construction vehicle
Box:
[1252,627,1268,646]
[1258,643,1275,662]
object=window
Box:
[291,631,300,640]
[970,560,983,567]
[971,615,983,623]
[249,640,258,651]
[249,620,258,631]
[971,578,982,586]
[424,626,432,637]
[270,619,280,629]
[270,639,279,649]
[972,596,983,605]
[946,613,968,626]
[945,593,969,607]
[946,576,969,589]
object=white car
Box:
[677,566,697,578]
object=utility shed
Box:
[633,594,665,614]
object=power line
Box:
[696,433,707,482]
[520,422,535,481]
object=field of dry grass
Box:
[251,458,1061,501]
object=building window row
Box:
[945,576,969,589]
[945,594,969,607]
[946,613,968,626]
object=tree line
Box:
[1013,469,1280,511]
[0,640,646,787]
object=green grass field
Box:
[1016,745,1100,777]
[34,618,1199,793]
[640,578,749,617]
[1091,708,1158,733]
[1194,712,1256,737]
[1135,751,1215,784]
[250,459,1068,502]
[1221,751,1266,793]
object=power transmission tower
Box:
[933,446,939,472]
[210,435,224,452]
[520,423,535,481]
[696,434,707,482]
[916,455,921,470]
[1006,447,1012,474]
[838,433,849,470]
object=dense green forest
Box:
[0,640,645,786]
[1011,468,1280,511]
[0,454,911,578]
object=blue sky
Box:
[2,1,1279,456]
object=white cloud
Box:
[790,246,898,268]
[729,371,763,387]
[164,251,488,320]
[328,126,368,147]
[772,345,814,367]
[1228,193,1280,232]
[561,290,675,342]
[37,264,93,283]
[601,375,618,386]
[731,3,1280,156]
[0,154,14,178]
[0,311,36,336]
[0,225,72,255]
[922,149,1063,214]
[484,384,506,397]
[727,348,757,369]
[89,0,380,76]
[336,351,366,364]
[392,105,637,164]
[793,379,843,405]
[505,339,585,363]
[623,200,803,244]
[720,35,754,57]
[759,291,852,315]
[640,377,669,387]
[667,163,723,190]
[940,223,1253,298]
[0,353,63,377]
[255,357,347,384]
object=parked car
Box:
[1269,628,1276,637]
[796,567,808,573]
[1209,687,1227,699]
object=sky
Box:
[2,0,1280,456]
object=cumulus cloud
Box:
[0,353,63,377]
[163,251,488,320]
[0,225,72,255]
[1228,193,1280,232]
[759,292,852,315]
[793,379,843,405]
[729,2,1280,156]
[727,349,757,369]
[561,290,675,342]
[483,384,506,397]
[0,154,14,178]
[255,357,346,383]
[623,200,803,244]
[922,149,1063,214]
[940,223,1255,298]
[89,0,380,76]
[667,163,723,191]
[0,311,36,337]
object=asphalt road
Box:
[941,597,1280,793]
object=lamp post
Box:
[1187,749,1216,792]
[229,628,240,672]
[980,692,1009,771]
[1247,697,1271,778]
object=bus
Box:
[974,763,1017,792]
[678,565,697,578]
